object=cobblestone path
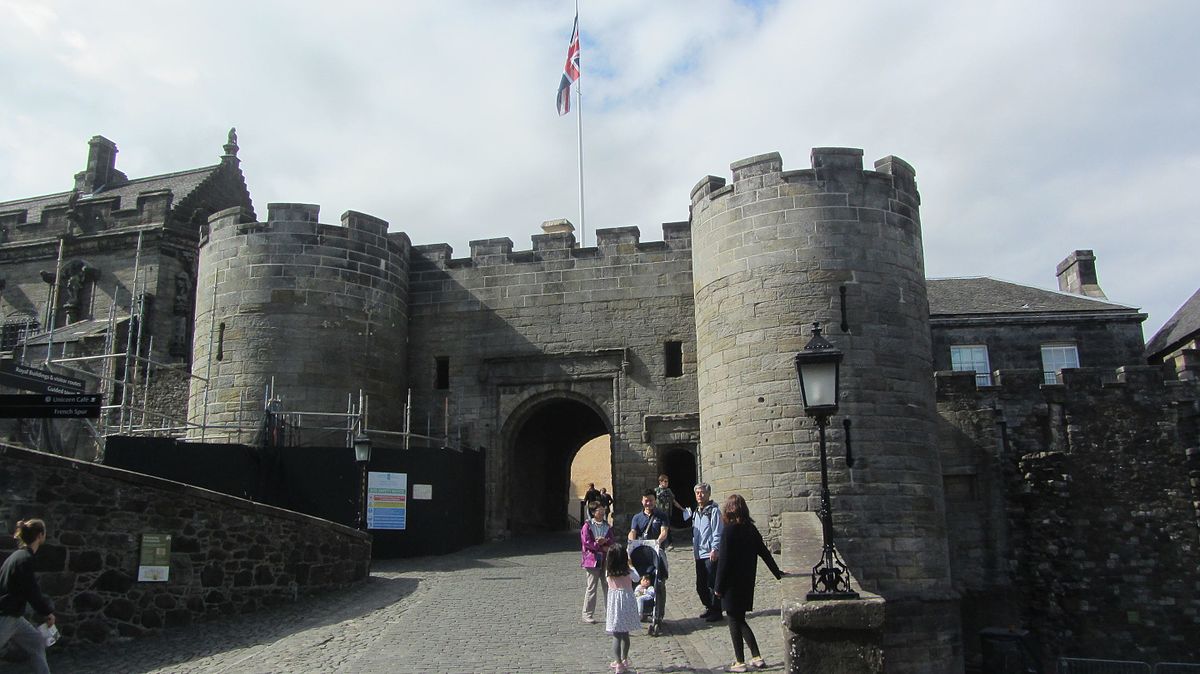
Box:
[3,534,788,673]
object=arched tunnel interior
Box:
[507,397,608,532]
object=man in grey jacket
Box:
[692,483,724,621]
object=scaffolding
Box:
[251,385,470,452]
[9,231,471,456]
[29,310,471,454]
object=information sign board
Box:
[366,471,407,530]
[0,394,101,418]
[137,533,172,582]
[0,363,85,395]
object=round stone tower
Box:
[691,149,958,670]
[187,203,410,441]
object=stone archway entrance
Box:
[504,394,610,532]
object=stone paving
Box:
[2,533,789,673]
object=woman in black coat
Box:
[712,494,785,672]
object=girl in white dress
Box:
[604,545,642,673]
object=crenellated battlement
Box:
[267,202,320,223]
[410,221,692,269]
[690,148,919,210]
[204,202,406,258]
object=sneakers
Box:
[727,663,749,673]
[582,617,597,624]
[749,656,767,669]
[704,611,724,622]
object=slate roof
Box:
[928,277,1138,317]
[1145,288,1200,358]
[0,165,222,223]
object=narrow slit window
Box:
[664,341,683,378]
[216,322,225,361]
[435,356,450,390]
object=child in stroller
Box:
[634,576,655,620]
[628,540,668,636]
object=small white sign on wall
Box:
[413,484,433,500]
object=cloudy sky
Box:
[1,0,1196,338]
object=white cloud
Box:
[0,0,1196,336]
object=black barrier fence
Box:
[104,436,486,559]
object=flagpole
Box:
[575,0,586,248]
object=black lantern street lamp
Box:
[794,323,859,600]
[353,432,373,531]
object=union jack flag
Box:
[556,13,580,116]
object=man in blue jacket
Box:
[692,483,724,621]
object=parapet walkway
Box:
[3,533,787,673]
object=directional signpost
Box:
[0,394,101,418]
[0,362,86,395]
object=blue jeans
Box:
[0,616,50,674]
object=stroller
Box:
[628,540,668,636]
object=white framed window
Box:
[950,345,992,386]
[1040,344,1079,384]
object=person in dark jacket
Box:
[712,495,786,673]
[0,518,55,674]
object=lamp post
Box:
[353,432,373,531]
[794,322,859,600]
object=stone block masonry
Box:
[690,149,959,673]
[408,221,698,531]
[0,445,369,645]
[187,204,410,440]
[936,366,1200,666]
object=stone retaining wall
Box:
[0,445,370,644]
[936,366,1200,665]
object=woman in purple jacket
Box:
[0,519,56,674]
[580,502,611,624]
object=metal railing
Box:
[1058,659,1200,674]
[1058,659,1150,674]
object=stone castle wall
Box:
[10,140,1192,668]
[936,367,1200,666]
[187,204,410,440]
[690,149,958,671]
[0,445,370,644]
[408,223,697,528]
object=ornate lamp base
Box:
[808,546,860,601]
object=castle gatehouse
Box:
[2,135,1196,670]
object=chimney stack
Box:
[1056,250,1107,299]
[74,135,127,193]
